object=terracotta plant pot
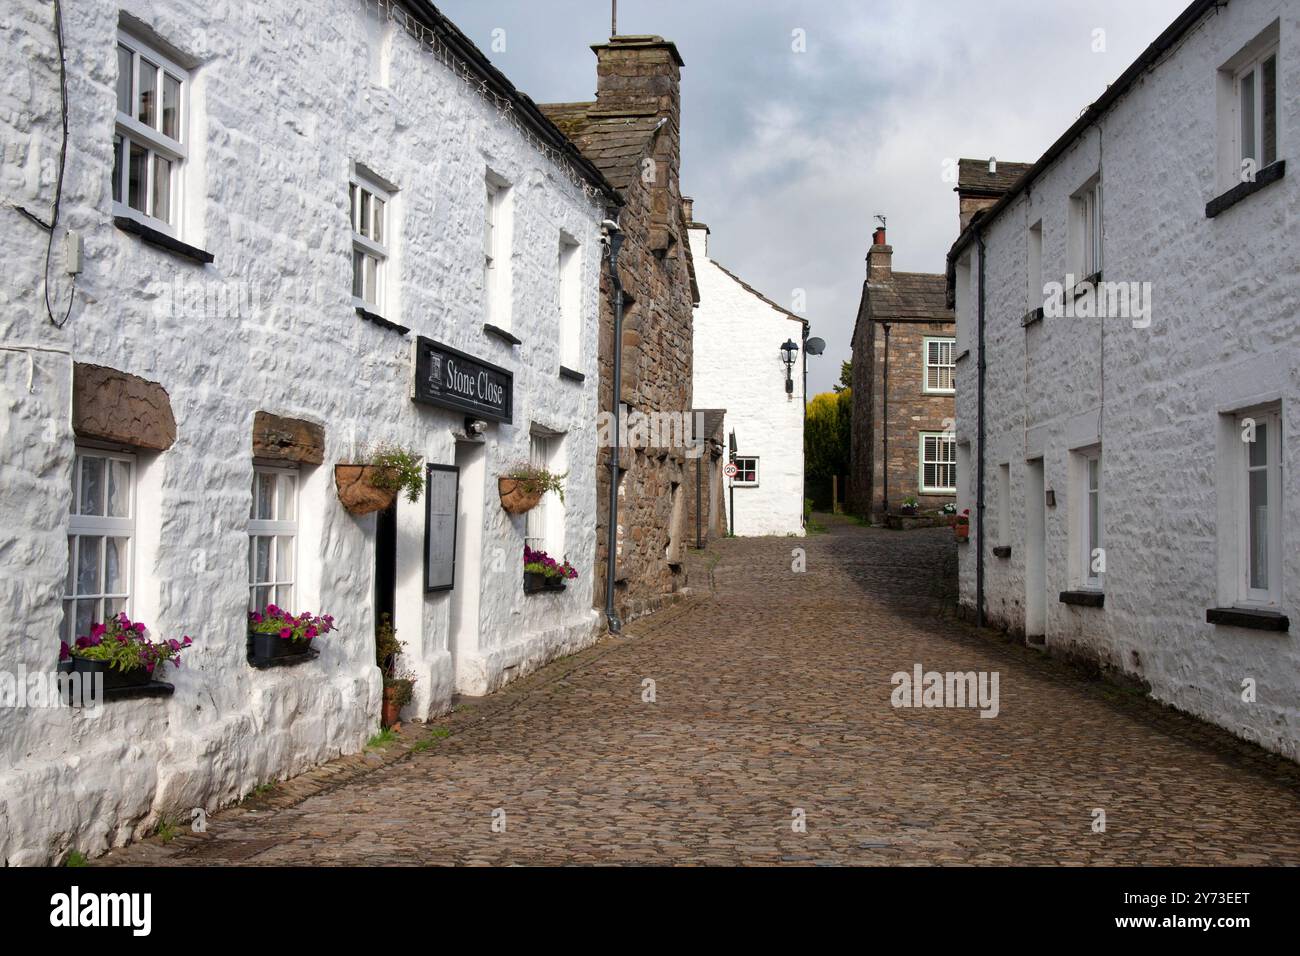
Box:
[335,465,399,516]
[382,686,403,729]
[498,477,543,515]
[954,516,970,543]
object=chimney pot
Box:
[872,226,887,245]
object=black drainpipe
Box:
[880,321,890,514]
[975,230,987,628]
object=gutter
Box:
[400,0,624,208]
[945,0,1219,303]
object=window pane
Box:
[152,154,172,224]
[1261,56,1276,167]
[75,599,98,640]
[162,73,180,139]
[1240,69,1255,163]
[107,458,131,517]
[104,537,128,594]
[1088,492,1100,557]
[138,59,157,127]
[1248,468,1269,590]
[364,255,378,306]
[252,585,271,612]
[76,535,102,595]
[80,456,105,516]
[256,472,275,520]
[373,197,384,244]
[277,473,296,521]
[66,537,76,594]
[1249,422,1267,467]
[352,250,364,299]
[128,140,148,212]
[359,190,372,239]
[112,134,123,204]
[275,584,294,609]
[276,536,294,582]
[254,536,272,584]
[103,597,126,619]
[116,45,132,114]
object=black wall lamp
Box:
[780,338,799,397]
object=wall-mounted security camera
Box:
[465,418,487,436]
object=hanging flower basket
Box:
[335,465,399,516]
[498,477,543,515]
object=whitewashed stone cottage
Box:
[0,0,615,863]
[687,202,807,537]
[948,0,1298,759]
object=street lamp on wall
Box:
[780,339,799,398]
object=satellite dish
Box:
[805,337,826,355]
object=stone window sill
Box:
[955,348,971,363]
[524,582,567,596]
[1205,160,1285,219]
[56,663,176,703]
[992,545,1011,559]
[1059,589,1104,608]
[1021,307,1044,328]
[559,365,585,383]
[114,215,214,265]
[357,306,409,335]
[1069,272,1103,300]
[1205,607,1289,632]
[484,323,521,346]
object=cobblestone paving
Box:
[102,517,1300,865]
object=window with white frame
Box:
[525,432,566,554]
[350,170,391,312]
[1073,447,1104,589]
[64,449,135,643]
[919,433,956,494]
[114,30,188,232]
[249,465,298,612]
[923,337,956,394]
[1237,408,1281,606]
[1236,44,1278,173]
[732,456,758,486]
[558,233,582,370]
[484,175,511,327]
[1071,178,1103,279]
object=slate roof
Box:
[957,158,1035,197]
[867,271,953,323]
[536,103,665,193]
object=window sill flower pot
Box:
[247,631,315,666]
[544,577,567,591]
[70,657,153,690]
[335,464,399,516]
[499,477,543,515]
[382,687,403,728]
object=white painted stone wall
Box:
[953,0,1299,759]
[0,0,605,864]
[688,222,806,537]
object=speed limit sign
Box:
[723,462,738,479]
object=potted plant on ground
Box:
[499,462,566,515]
[899,496,919,516]
[61,613,192,690]
[375,612,416,729]
[955,508,971,543]
[336,444,424,516]
[523,546,579,593]
[248,605,336,664]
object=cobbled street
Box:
[102,518,1300,866]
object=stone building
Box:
[848,225,957,517]
[947,0,1298,759]
[540,35,699,625]
[0,0,616,863]
[687,203,807,537]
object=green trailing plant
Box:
[367,727,398,749]
[65,851,88,867]
[376,613,417,705]
[367,444,424,503]
[503,462,567,504]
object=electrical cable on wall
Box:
[42,0,76,329]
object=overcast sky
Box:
[436,0,1189,395]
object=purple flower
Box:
[59,641,70,661]
[279,628,292,640]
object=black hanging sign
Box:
[412,336,513,424]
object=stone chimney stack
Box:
[682,196,694,223]
[591,35,686,257]
[867,225,892,283]
[956,157,1034,231]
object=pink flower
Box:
[59,641,70,661]
[279,628,292,640]
[133,622,146,633]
